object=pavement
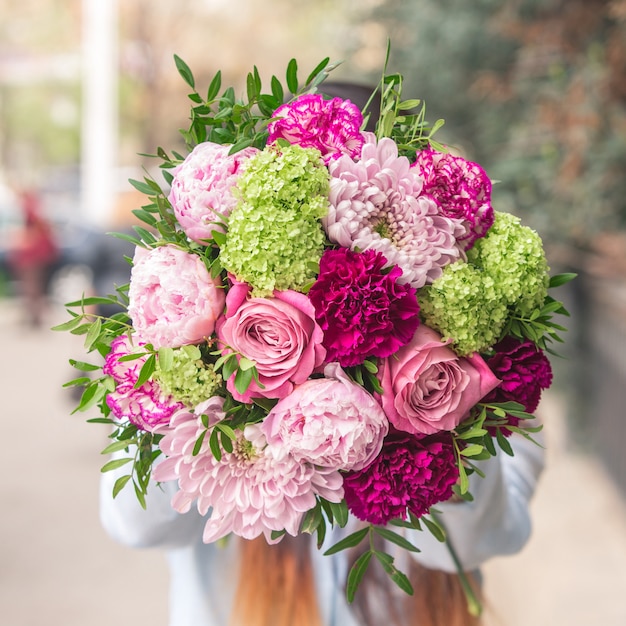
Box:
[1,298,625,626]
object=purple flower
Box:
[483,337,553,432]
[412,149,494,250]
[268,94,364,163]
[343,431,459,525]
[308,248,420,367]
[103,335,183,432]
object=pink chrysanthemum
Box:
[168,141,258,244]
[324,133,463,289]
[153,399,344,544]
[268,94,364,163]
[308,248,420,366]
[103,335,183,432]
[412,149,494,250]
[343,431,459,525]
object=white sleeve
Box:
[412,432,545,572]
[99,449,206,550]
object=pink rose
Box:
[216,285,326,403]
[128,245,225,349]
[168,141,258,244]
[378,325,500,435]
[262,363,389,472]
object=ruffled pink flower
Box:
[153,400,343,544]
[324,133,463,289]
[378,325,501,435]
[168,142,258,244]
[128,245,225,349]
[412,149,494,250]
[103,334,183,432]
[216,282,326,403]
[308,248,420,367]
[268,94,364,163]
[262,363,389,472]
[343,431,459,525]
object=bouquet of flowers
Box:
[57,51,573,606]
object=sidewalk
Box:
[1,299,625,625]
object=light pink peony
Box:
[378,325,501,435]
[153,401,343,544]
[216,282,326,403]
[324,133,463,289]
[168,141,258,244]
[262,363,389,472]
[128,245,225,349]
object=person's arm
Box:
[411,432,545,572]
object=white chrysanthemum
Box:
[324,133,463,289]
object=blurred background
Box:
[1,0,625,624]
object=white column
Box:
[81,0,118,226]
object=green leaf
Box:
[324,527,370,556]
[51,316,83,332]
[69,359,101,372]
[373,551,414,595]
[373,526,421,553]
[215,422,237,441]
[209,428,222,461]
[300,503,323,534]
[346,551,373,603]
[207,70,222,101]
[460,444,484,457]
[84,317,102,351]
[221,354,238,381]
[112,474,132,498]
[234,366,253,395]
[422,515,446,542]
[549,272,577,288]
[157,347,174,372]
[286,58,298,94]
[192,430,207,456]
[305,56,330,85]
[101,440,135,455]
[496,429,514,456]
[135,354,156,388]
[328,500,349,528]
[174,54,195,88]
[100,457,133,473]
[128,178,157,196]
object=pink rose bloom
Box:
[378,325,501,435]
[128,245,225,349]
[216,284,326,403]
[262,363,389,472]
[168,141,258,244]
[268,93,364,163]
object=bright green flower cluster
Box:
[154,345,222,407]
[219,144,329,295]
[420,211,549,355]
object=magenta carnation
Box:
[412,149,494,250]
[268,94,364,163]
[343,431,459,525]
[103,335,183,432]
[483,336,553,432]
[308,248,420,367]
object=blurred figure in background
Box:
[8,190,58,327]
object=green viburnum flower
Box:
[154,345,222,407]
[420,211,550,356]
[219,144,329,295]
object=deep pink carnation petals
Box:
[343,431,459,525]
[308,247,421,367]
[268,94,364,163]
[484,336,553,434]
[412,149,494,250]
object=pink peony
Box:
[378,325,501,435]
[267,94,364,163]
[216,282,326,403]
[261,363,389,472]
[168,141,258,244]
[127,245,225,349]
[324,133,463,289]
[308,248,420,367]
[153,400,343,544]
[412,149,494,250]
[103,334,183,432]
[343,431,459,525]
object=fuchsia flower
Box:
[308,248,420,367]
[262,363,389,472]
[483,336,553,433]
[412,149,494,250]
[216,281,326,403]
[378,325,501,435]
[103,335,183,432]
[153,398,343,544]
[268,94,364,163]
[324,133,463,289]
[168,141,258,243]
[127,245,225,349]
[343,430,459,525]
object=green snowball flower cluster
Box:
[420,211,549,356]
[154,345,222,408]
[219,144,329,295]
